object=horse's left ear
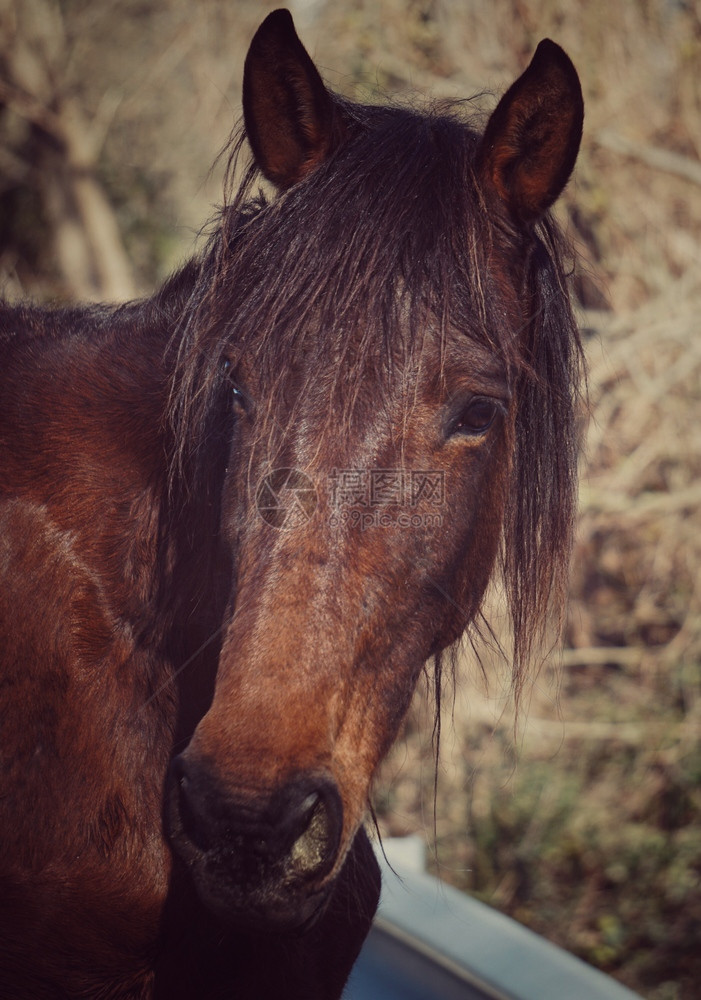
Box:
[243,9,344,190]
[476,39,583,226]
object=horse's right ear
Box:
[243,9,344,190]
[476,39,583,226]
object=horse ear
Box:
[476,39,583,225]
[243,9,343,190]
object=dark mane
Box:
[169,97,584,690]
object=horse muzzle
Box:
[165,754,343,931]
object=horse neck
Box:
[0,266,229,740]
[1,290,193,635]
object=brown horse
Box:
[0,9,584,999]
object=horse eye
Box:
[221,359,248,412]
[448,397,500,437]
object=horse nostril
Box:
[286,782,342,879]
[169,755,215,853]
[295,792,322,835]
[289,794,323,866]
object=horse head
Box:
[166,8,583,933]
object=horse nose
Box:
[170,756,343,882]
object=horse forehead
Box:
[439,331,512,390]
[242,323,510,429]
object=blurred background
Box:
[1,2,699,997]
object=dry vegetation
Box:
[1,2,700,998]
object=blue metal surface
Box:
[345,844,642,1000]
